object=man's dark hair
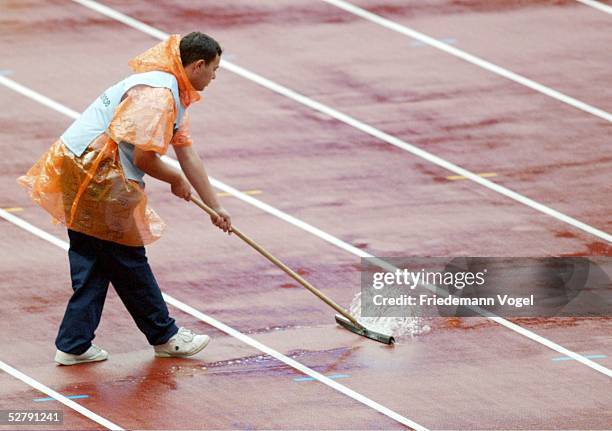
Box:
[180,32,222,66]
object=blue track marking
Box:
[411,38,457,47]
[294,373,350,382]
[552,354,607,362]
[33,394,90,402]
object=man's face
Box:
[191,54,220,91]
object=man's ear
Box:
[195,59,206,70]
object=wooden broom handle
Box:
[189,195,361,327]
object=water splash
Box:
[348,292,430,339]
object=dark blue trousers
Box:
[55,229,178,355]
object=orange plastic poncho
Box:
[18,35,199,246]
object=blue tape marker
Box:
[411,38,457,47]
[33,394,89,402]
[552,354,607,362]
[293,373,349,382]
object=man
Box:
[18,32,230,365]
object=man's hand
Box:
[171,174,191,201]
[211,206,232,234]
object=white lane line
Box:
[577,0,612,14]
[0,210,428,431]
[0,206,72,250]
[61,1,612,245]
[2,77,611,380]
[0,75,80,119]
[319,0,612,124]
[488,317,612,378]
[161,296,426,429]
[0,359,123,430]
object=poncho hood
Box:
[128,34,201,108]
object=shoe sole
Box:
[155,336,211,358]
[55,353,108,366]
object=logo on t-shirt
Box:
[100,92,111,107]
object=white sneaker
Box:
[55,344,108,365]
[154,327,210,358]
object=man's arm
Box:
[173,144,232,233]
[133,147,192,201]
